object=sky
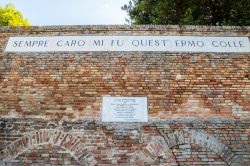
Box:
[1,0,130,25]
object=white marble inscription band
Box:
[102,97,148,122]
[5,36,250,53]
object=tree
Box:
[122,0,250,26]
[0,4,30,26]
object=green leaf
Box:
[0,4,30,26]
[122,0,250,26]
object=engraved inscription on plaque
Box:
[5,36,250,53]
[102,97,148,122]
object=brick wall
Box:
[0,25,249,165]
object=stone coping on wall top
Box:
[1,117,249,124]
[0,25,250,32]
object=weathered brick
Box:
[0,25,249,165]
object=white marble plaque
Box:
[102,97,148,122]
[5,36,250,53]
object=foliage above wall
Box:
[122,0,250,26]
[0,4,30,26]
